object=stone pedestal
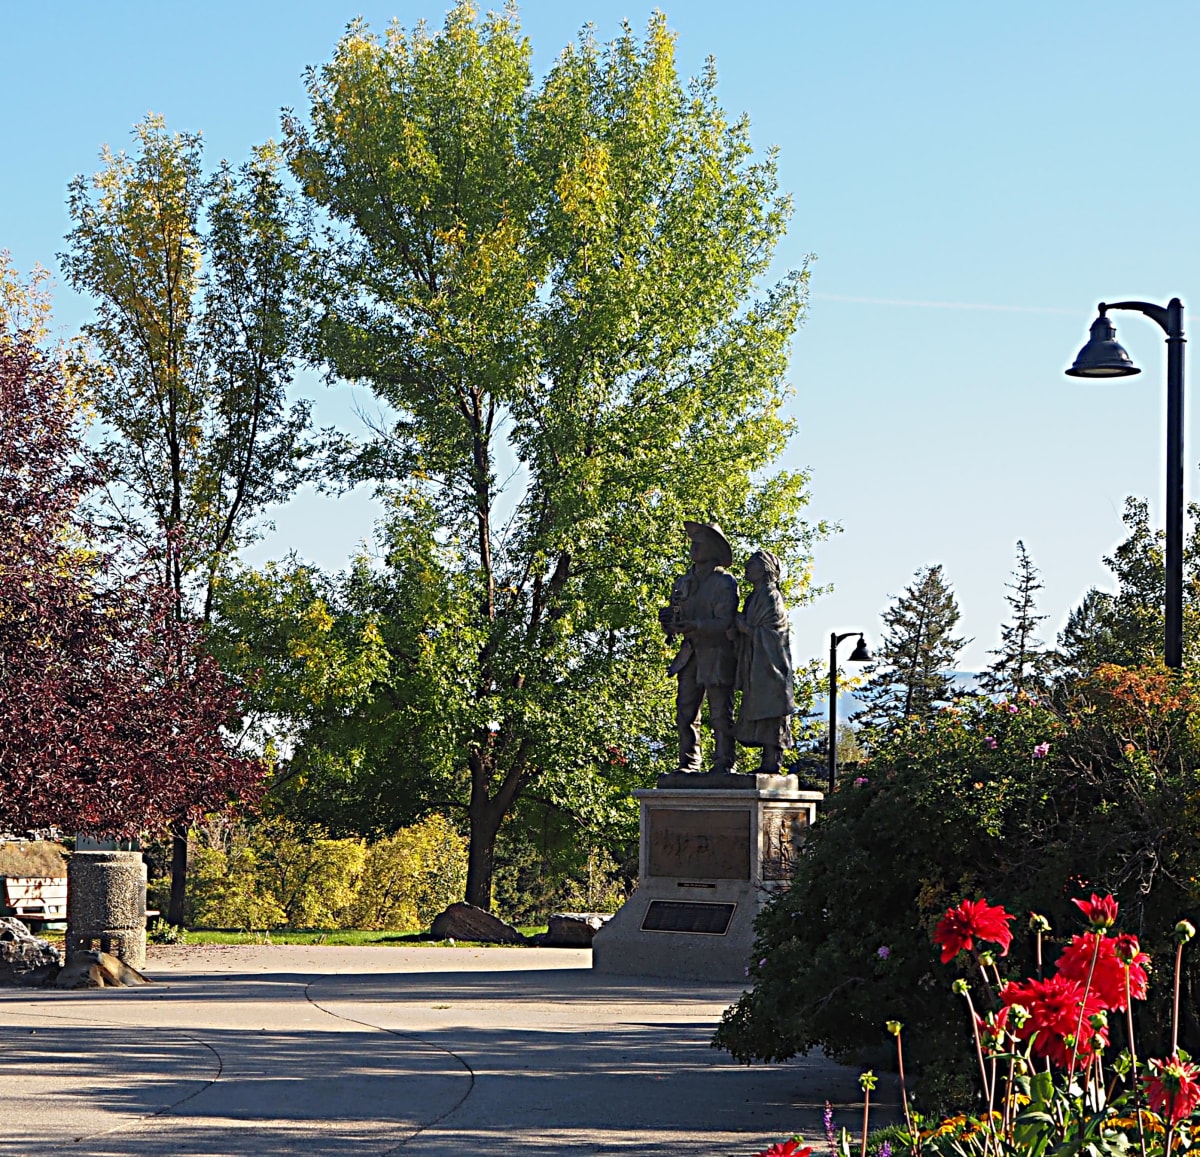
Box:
[66,851,147,970]
[592,775,821,981]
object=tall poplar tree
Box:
[61,116,313,922]
[856,564,968,730]
[283,5,824,908]
[979,541,1058,698]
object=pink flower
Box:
[1007,703,1020,714]
[1033,742,1050,758]
[877,945,891,959]
[984,736,998,750]
[853,776,868,787]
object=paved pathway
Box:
[0,945,896,1156]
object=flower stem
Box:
[860,1088,870,1157]
[1173,941,1184,1055]
[1125,968,1147,1157]
[1068,933,1102,1081]
[895,1032,915,1148]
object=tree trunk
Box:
[464,798,503,910]
[167,821,189,926]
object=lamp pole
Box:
[1067,299,1186,667]
[828,631,870,792]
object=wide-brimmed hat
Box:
[683,520,734,568]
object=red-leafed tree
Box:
[0,332,263,837]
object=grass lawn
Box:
[172,926,549,947]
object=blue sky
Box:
[5,1,1200,672]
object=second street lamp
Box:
[1067,299,1186,668]
[828,631,871,792]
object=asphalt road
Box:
[0,944,896,1156]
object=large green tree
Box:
[282,5,824,907]
[855,563,968,731]
[61,115,314,922]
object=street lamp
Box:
[1067,299,1186,668]
[828,631,872,792]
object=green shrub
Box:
[352,815,467,930]
[187,828,286,931]
[714,669,1200,1114]
[185,814,465,931]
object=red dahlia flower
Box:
[1056,931,1150,1011]
[1001,975,1109,1069]
[933,898,1015,963]
[1073,893,1119,930]
[1144,1054,1200,1126]
[755,1142,813,1157]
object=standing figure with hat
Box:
[659,521,739,774]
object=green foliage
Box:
[61,116,313,617]
[716,671,1200,1112]
[352,815,468,930]
[147,918,188,945]
[281,3,825,907]
[1059,497,1200,674]
[856,565,968,732]
[184,815,467,932]
[188,828,287,931]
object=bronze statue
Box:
[659,521,739,774]
[732,549,794,774]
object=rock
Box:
[535,912,611,947]
[95,950,149,986]
[0,916,61,984]
[429,902,528,945]
[53,950,150,989]
[53,953,106,989]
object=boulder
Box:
[53,950,150,989]
[429,902,527,945]
[0,916,61,984]
[535,912,611,947]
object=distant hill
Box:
[812,671,981,721]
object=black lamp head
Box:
[1066,308,1141,378]
[848,635,872,663]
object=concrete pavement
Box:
[0,944,896,1156]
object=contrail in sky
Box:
[814,293,1200,325]
[812,292,1080,316]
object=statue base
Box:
[591,783,822,982]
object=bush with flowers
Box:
[716,667,1200,1114]
[750,893,1200,1157]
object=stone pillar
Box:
[66,850,147,970]
[592,773,822,981]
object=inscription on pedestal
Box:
[641,900,736,935]
[648,809,750,879]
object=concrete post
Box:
[66,850,147,969]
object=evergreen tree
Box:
[979,541,1058,697]
[855,564,968,730]
[1058,497,1200,676]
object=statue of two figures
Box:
[658,520,794,777]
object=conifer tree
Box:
[855,564,968,730]
[979,541,1058,698]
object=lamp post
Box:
[828,631,871,792]
[1067,299,1186,668]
